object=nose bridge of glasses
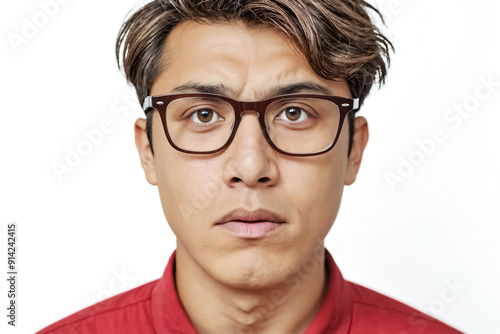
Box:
[237,101,265,118]
[231,100,270,146]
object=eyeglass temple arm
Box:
[143,96,153,111]
[352,98,359,111]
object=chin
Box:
[209,249,296,290]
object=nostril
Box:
[258,177,270,183]
[231,177,242,183]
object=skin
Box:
[135,21,369,333]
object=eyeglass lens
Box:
[165,96,341,154]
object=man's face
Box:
[136,21,367,288]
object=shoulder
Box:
[36,280,158,334]
[347,281,463,333]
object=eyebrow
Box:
[268,82,333,96]
[171,82,237,95]
[170,81,333,99]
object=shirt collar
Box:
[151,249,352,333]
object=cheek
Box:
[156,156,218,229]
[285,146,348,234]
[151,117,220,235]
[152,115,202,206]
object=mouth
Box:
[215,208,286,238]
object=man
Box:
[39,0,461,333]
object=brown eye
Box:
[285,107,302,121]
[198,109,214,122]
[276,106,308,123]
[191,109,218,123]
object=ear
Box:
[344,116,369,185]
[134,118,157,185]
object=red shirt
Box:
[38,250,462,333]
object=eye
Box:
[276,107,309,123]
[189,108,224,124]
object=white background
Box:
[1,0,499,333]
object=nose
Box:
[222,111,279,188]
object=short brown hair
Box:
[116,0,392,153]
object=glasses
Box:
[143,93,359,157]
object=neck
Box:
[175,247,328,334]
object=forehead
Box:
[151,21,350,99]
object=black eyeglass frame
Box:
[143,93,359,157]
